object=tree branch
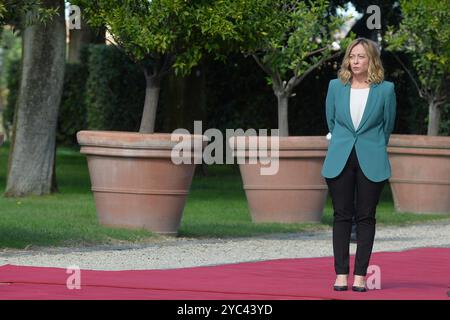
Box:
[391,52,426,99]
[305,46,328,59]
[274,68,283,90]
[289,50,341,91]
[252,54,274,78]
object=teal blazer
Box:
[321,78,397,182]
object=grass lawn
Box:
[0,142,449,249]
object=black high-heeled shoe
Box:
[333,285,348,291]
[352,285,367,292]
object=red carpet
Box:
[0,247,449,300]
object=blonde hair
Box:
[337,38,384,85]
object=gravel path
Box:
[1,221,449,271]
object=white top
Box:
[326,87,370,140]
[350,87,370,131]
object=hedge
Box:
[3,45,448,147]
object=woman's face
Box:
[349,43,369,77]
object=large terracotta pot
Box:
[77,130,208,235]
[228,135,328,223]
[388,134,450,214]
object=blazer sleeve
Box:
[325,80,335,134]
[383,83,397,145]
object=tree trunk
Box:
[5,0,66,197]
[276,92,289,137]
[68,17,105,63]
[427,101,441,136]
[139,75,161,133]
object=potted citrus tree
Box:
[385,0,450,214]
[228,0,354,223]
[73,1,241,234]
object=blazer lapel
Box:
[342,82,355,132]
[356,82,379,132]
[343,81,379,133]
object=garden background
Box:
[0,0,448,249]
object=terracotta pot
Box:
[228,135,328,223]
[77,130,208,235]
[387,134,450,214]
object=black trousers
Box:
[325,145,387,276]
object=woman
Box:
[321,38,397,292]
